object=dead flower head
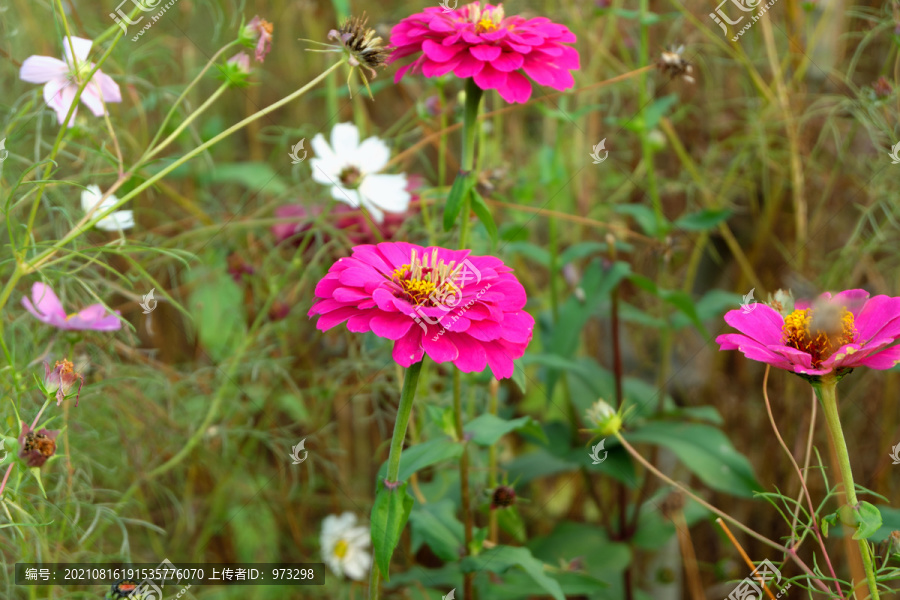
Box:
[304,13,391,99]
[18,423,59,468]
[657,45,694,84]
[44,358,85,406]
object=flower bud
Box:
[585,399,623,437]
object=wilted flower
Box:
[241,16,273,62]
[490,485,517,509]
[22,282,121,331]
[44,359,85,406]
[227,252,255,282]
[18,423,59,468]
[81,185,134,231]
[716,289,900,379]
[389,2,580,104]
[20,36,122,127]
[310,122,411,224]
[320,512,372,581]
[329,14,391,78]
[766,289,795,317]
[874,76,893,99]
[218,52,252,87]
[308,243,534,379]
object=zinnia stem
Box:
[369,360,423,600]
[458,78,484,249]
[815,379,880,600]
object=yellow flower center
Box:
[476,17,499,32]
[782,306,856,367]
[391,249,465,307]
[333,539,349,559]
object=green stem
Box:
[20,60,344,278]
[815,379,880,600]
[370,360,423,600]
[637,0,662,231]
[384,361,423,482]
[140,83,230,164]
[458,78,484,249]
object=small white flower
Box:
[310,123,410,223]
[320,512,372,581]
[80,185,134,232]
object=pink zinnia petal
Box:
[388,2,580,104]
[309,243,533,380]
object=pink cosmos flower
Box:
[388,2,580,104]
[308,243,534,379]
[243,16,273,62]
[22,282,121,331]
[716,289,900,377]
[20,36,122,128]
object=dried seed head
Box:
[329,14,392,76]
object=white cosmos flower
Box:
[80,185,134,232]
[310,123,410,223]
[320,512,372,581]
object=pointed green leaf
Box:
[464,414,547,446]
[461,546,565,600]
[371,482,414,581]
[30,467,47,499]
[377,438,462,482]
[443,173,474,231]
[469,189,498,245]
[409,499,465,561]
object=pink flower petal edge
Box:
[22,282,121,331]
[308,243,534,379]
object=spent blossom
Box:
[44,359,85,406]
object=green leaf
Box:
[625,422,761,497]
[614,204,663,237]
[30,467,47,499]
[377,438,462,482]
[464,414,547,446]
[470,189,498,246]
[461,546,565,600]
[202,162,289,195]
[673,208,733,231]
[510,361,527,394]
[371,482,414,581]
[821,510,838,538]
[409,500,465,562]
[628,274,708,336]
[443,173,474,231]
[623,94,678,133]
[495,507,527,543]
[187,269,247,363]
[505,241,551,267]
[853,502,884,540]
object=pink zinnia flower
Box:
[19,36,122,128]
[716,289,900,378]
[388,2,580,104]
[308,243,534,379]
[22,282,121,331]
